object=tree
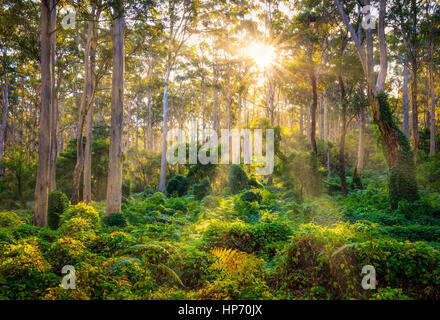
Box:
[106,1,125,215]
[335,0,419,208]
[34,0,55,227]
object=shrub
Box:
[228,165,249,194]
[0,241,53,299]
[240,190,262,203]
[193,178,211,200]
[201,195,220,209]
[47,238,87,271]
[89,231,135,257]
[165,197,188,214]
[193,248,273,299]
[166,174,188,197]
[102,213,128,228]
[58,217,97,243]
[202,220,291,257]
[48,190,70,230]
[0,211,24,228]
[59,203,101,229]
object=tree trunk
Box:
[48,3,57,192]
[0,72,8,177]
[355,105,366,183]
[338,68,347,196]
[402,48,410,137]
[411,0,419,161]
[83,102,94,203]
[429,38,436,155]
[105,11,124,215]
[72,6,96,204]
[310,72,318,154]
[159,66,171,192]
[34,0,53,227]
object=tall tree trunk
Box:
[48,4,57,192]
[323,90,330,180]
[429,38,436,155]
[105,9,124,215]
[34,0,53,227]
[212,61,218,133]
[411,0,419,161]
[355,105,366,182]
[0,72,8,177]
[402,47,410,137]
[201,67,205,143]
[338,64,347,196]
[147,95,152,150]
[159,66,171,192]
[310,71,318,154]
[83,102,94,203]
[72,6,96,204]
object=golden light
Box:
[247,42,276,69]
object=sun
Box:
[247,42,276,69]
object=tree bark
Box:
[429,38,436,155]
[48,3,57,192]
[402,47,410,137]
[411,0,419,161]
[72,6,96,204]
[105,10,124,215]
[310,71,318,154]
[159,66,171,192]
[34,0,53,227]
[0,71,8,177]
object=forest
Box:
[0,0,439,300]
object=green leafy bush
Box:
[58,217,97,243]
[59,203,101,229]
[0,241,53,299]
[166,175,188,197]
[48,190,70,230]
[47,238,87,271]
[240,190,262,203]
[193,178,211,200]
[0,211,24,228]
[202,220,291,257]
[228,165,249,194]
[102,213,128,228]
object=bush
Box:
[193,178,211,200]
[48,191,70,230]
[202,220,291,257]
[58,217,97,243]
[0,211,24,228]
[47,238,87,271]
[228,165,249,194]
[59,203,101,229]
[240,190,262,203]
[89,231,135,257]
[201,195,220,209]
[166,175,188,197]
[0,241,53,299]
[102,213,128,228]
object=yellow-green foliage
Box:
[0,211,24,228]
[0,240,52,299]
[48,238,87,271]
[59,203,101,228]
[58,217,97,243]
[193,248,272,299]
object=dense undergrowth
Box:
[1,158,439,300]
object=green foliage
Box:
[193,177,211,200]
[47,238,87,271]
[48,191,70,230]
[240,190,262,203]
[102,213,128,228]
[202,220,291,257]
[228,165,249,194]
[0,211,24,228]
[166,174,188,197]
[0,240,54,299]
[376,93,419,209]
[59,203,101,229]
